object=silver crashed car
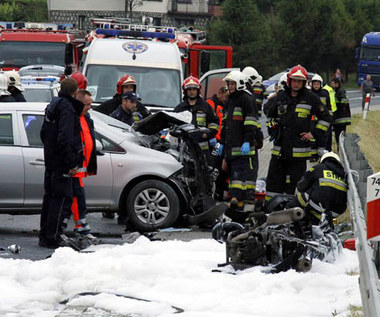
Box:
[0,103,225,231]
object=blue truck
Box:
[357,32,380,89]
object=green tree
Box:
[208,0,275,76]
[0,0,47,22]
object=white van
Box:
[82,37,183,111]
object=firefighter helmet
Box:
[212,222,244,243]
[242,66,260,87]
[311,74,323,85]
[0,73,10,95]
[278,72,288,91]
[321,151,341,164]
[182,76,201,90]
[5,70,24,92]
[70,72,88,89]
[223,70,247,91]
[117,74,137,94]
[287,64,308,85]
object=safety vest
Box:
[323,84,336,113]
[75,115,94,179]
[207,98,223,140]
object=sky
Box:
[0,237,361,317]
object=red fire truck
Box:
[0,28,84,72]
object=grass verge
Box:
[347,111,380,172]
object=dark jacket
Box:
[9,87,26,102]
[296,159,347,218]
[220,90,258,158]
[252,83,266,116]
[110,105,142,126]
[333,87,351,126]
[265,87,331,160]
[174,97,219,140]
[40,91,84,173]
[95,93,150,118]
[0,94,16,102]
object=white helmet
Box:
[278,72,288,91]
[321,151,341,164]
[311,74,323,85]
[242,66,260,87]
[223,70,247,91]
[0,73,10,96]
[5,71,24,92]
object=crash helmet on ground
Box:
[311,74,323,85]
[70,71,88,89]
[212,222,245,243]
[287,64,308,85]
[182,76,201,91]
[223,70,247,91]
[117,74,137,94]
[242,66,260,87]
[5,70,24,92]
[0,73,11,95]
[320,151,341,165]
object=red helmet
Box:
[287,64,308,85]
[117,74,137,94]
[182,76,201,90]
[70,72,87,89]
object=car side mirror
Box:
[96,139,105,156]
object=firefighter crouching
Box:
[218,70,258,220]
[174,76,219,160]
[287,151,348,228]
[264,64,331,200]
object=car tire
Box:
[126,180,180,232]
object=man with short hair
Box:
[361,74,375,111]
[110,91,141,125]
[330,78,351,146]
[39,78,84,248]
[207,86,228,141]
[63,89,99,244]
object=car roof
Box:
[0,102,48,111]
[23,84,59,89]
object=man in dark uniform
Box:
[288,151,347,228]
[110,91,141,125]
[310,74,332,160]
[331,78,351,146]
[5,71,26,102]
[264,65,331,200]
[39,78,84,248]
[219,70,258,217]
[95,74,150,118]
[174,76,219,157]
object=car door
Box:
[18,111,45,208]
[0,111,24,207]
[82,131,113,208]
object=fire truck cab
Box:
[0,28,83,72]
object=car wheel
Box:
[126,180,180,232]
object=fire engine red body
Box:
[0,29,83,71]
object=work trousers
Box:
[266,157,307,198]
[40,169,73,244]
[229,157,256,202]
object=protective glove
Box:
[209,138,217,147]
[218,144,224,157]
[241,142,250,155]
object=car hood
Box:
[132,111,192,135]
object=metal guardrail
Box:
[339,133,380,317]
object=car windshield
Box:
[268,72,285,81]
[90,109,130,131]
[85,65,182,108]
[360,45,380,61]
[23,87,53,102]
[0,42,66,68]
